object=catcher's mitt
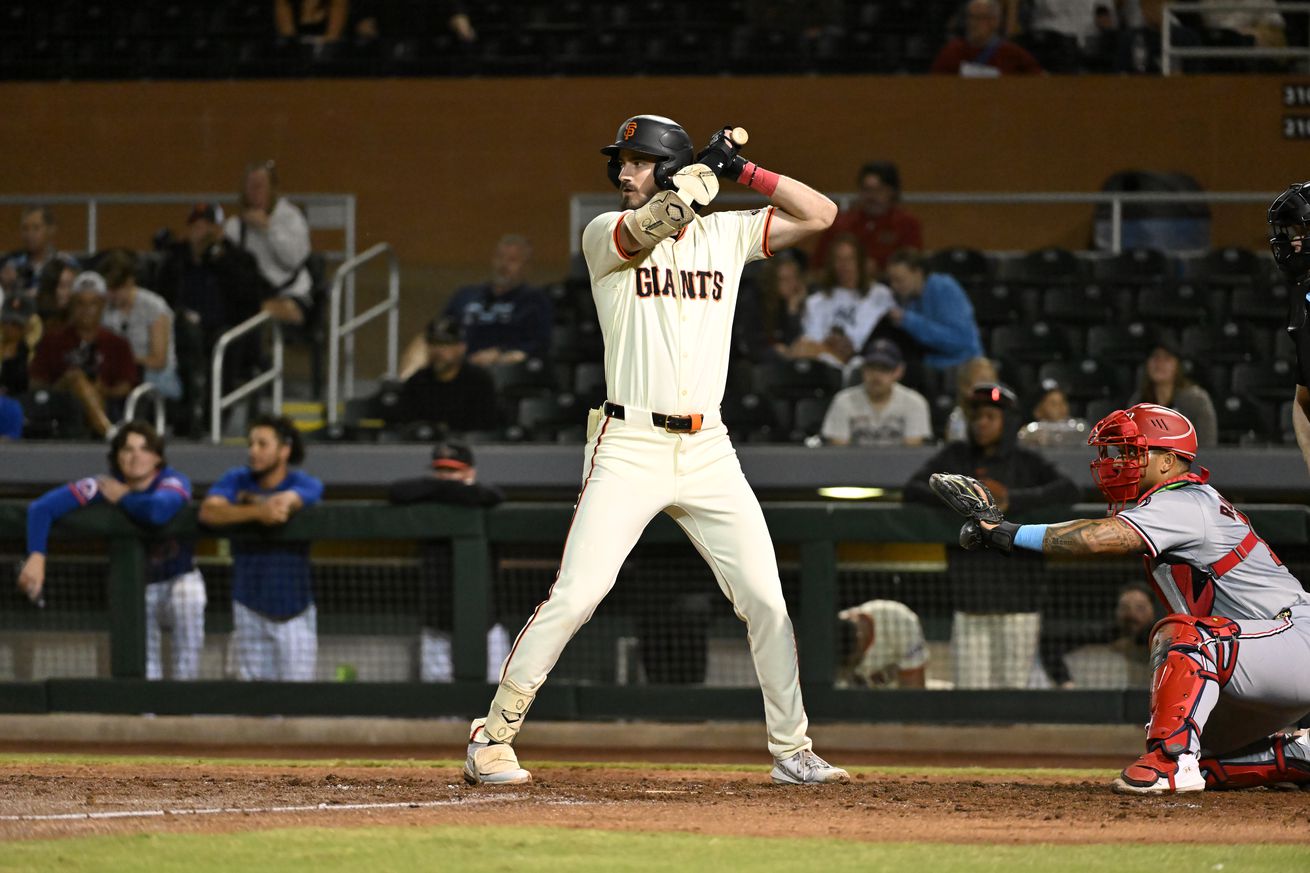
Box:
[927,472,1018,553]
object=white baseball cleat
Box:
[1112,750,1205,795]
[463,740,532,786]
[771,749,850,785]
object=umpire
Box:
[1269,183,1310,475]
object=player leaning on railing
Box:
[931,403,1310,795]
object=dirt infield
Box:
[2,746,1309,845]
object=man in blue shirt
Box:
[16,422,205,679]
[199,414,323,681]
[883,249,984,370]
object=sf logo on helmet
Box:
[624,121,638,139]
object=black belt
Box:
[603,402,704,434]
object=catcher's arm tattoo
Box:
[1041,517,1146,555]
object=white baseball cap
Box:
[71,271,107,296]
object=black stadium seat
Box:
[1230,284,1292,323]
[926,247,993,289]
[1093,247,1172,286]
[1215,394,1275,445]
[991,321,1073,365]
[1231,359,1296,402]
[1180,322,1261,364]
[1085,322,1169,364]
[1002,247,1086,286]
[1040,285,1119,325]
[1037,358,1122,404]
[752,359,841,400]
[1133,284,1212,324]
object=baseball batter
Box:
[464,114,849,786]
[931,403,1310,794]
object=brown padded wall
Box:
[0,75,1299,309]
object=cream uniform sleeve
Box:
[581,211,640,283]
[711,205,777,265]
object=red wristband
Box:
[736,161,779,198]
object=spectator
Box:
[0,395,19,439]
[759,251,810,353]
[5,206,63,293]
[1199,0,1286,48]
[390,316,504,434]
[944,356,1000,442]
[448,2,476,42]
[1,295,32,397]
[821,339,933,446]
[1017,378,1089,447]
[1003,0,1115,71]
[903,382,1079,688]
[792,235,894,372]
[1127,338,1217,448]
[99,249,182,401]
[16,423,205,679]
[34,254,79,337]
[29,272,137,437]
[156,202,268,395]
[199,415,323,682]
[883,249,985,372]
[1039,582,1157,688]
[1117,0,1202,73]
[275,0,349,45]
[810,162,923,276]
[399,235,551,378]
[224,160,314,327]
[387,441,509,683]
[932,0,1044,75]
[836,599,930,688]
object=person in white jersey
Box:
[463,114,850,787]
[930,403,1310,795]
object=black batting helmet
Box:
[1269,182,1310,280]
[600,115,694,191]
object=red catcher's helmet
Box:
[1087,403,1198,511]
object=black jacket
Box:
[903,439,1080,516]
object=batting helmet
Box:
[600,115,694,191]
[1268,182,1310,280]
[1088,403,1198,509]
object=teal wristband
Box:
[1013,524,1048,552]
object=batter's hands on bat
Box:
[669,163,719,207]
[694,126,748,180]
[928,472,1019,555]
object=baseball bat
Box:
[730,127,749,146]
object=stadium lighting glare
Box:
[816,487,884,500]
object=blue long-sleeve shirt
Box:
[899,273,984,368]
[206,466,323,620]
[27,467,194,583]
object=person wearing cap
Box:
[820,339,931,446]
[809,161,923,276]
[1127,338,1217,449]
[1018,378,1089,449]
[98,248,182,401]
[29,271,138,437]
[387,441,510,682]
[391,316,504,434]
[904,381,1079,689]
[157,202,267,397]
[398,235,551,379]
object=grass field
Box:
[3,825,1307,873]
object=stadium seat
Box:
[572,361,607,408]
[1186,246,1262,286]
[1092,247,1172,285]
[1002,247,1086,286]
[1279,399,1296,444]
[1180,322,1261,364]
[721,392,780,440]
[518,394,584,440]
[969,284,1037,327]
[1230,284,1292,323]
[1084,396,1121,425]
[18,388,88,439]
[752,359,841,400]
[1085,322,1170,364]
[792,396,828,439]
[1231,359,1296,402]
[1037,358,1121,403]
[1133,284,1212,324]
[926,247,993,289]
[1040,285,1120,324]
[990,321,1073,365]
[1215,394,1275,445]
[490,358,556,399]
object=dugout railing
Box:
[3,500,1309,724]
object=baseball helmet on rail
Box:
[1268,182,1310,279]
[600,115,694,191]
[1087,403,1198,509]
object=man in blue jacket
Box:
[16,422,205,679]
[883,248,983,370]
[199,414,323,681]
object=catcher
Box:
[930,402,1310,794]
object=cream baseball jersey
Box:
[1117,478,1310,620]
[581,206,775,414]
[838,599,929,688]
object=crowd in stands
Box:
[0,0,1303,80]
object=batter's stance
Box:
[464,114,848,786]
[931,403,1310,794]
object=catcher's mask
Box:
[600,115,694,191]
[1269,182,1310,280]
[1088,403,1197,512]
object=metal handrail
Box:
[209,311,283,444]
[122,383,166,435]
[326,242,400,427]
[571,190,1280,255]
[1163,2,1310,75]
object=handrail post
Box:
[210,311,280,443]
[388,248,399,379]
[123,383,166,435]
[324,242,399,427]
[272,321,284,415]
[87,199,98,254]
[1162,9,1172,76]
[1111,197,1123,254]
